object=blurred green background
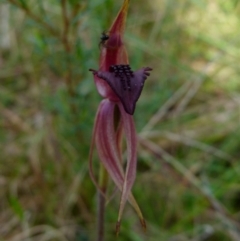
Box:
[0,0,240,240]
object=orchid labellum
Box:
[89,0,152,233]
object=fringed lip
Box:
[89,66,152,115]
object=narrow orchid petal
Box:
[89,101,110,198]
[90,66,152,115]
[93,100,145,230]
[95,100,125,190]
[116,102,137,233]
[114,117,146,231]
[101,0,129,64]
[109,0,129,36]
[128,194,146,231]
[116,119,124,161]
[89,102,101,189]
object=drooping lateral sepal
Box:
[91,99,145,232]
[89,65,152,115]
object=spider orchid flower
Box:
[89,0,152,232]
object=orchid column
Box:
[89,0,152,237]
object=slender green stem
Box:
[97,164,108,241]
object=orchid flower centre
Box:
[90,65,152,115]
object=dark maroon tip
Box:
[89,68,98,75]
[91,65,152,115]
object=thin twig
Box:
[138,137,240,239]
[140,130,233,162]
[142,81,192,132]
[8,225,68,241]
[60,0,74,96]
[172,60,215,117]
[142,53,224,132]
[8,0,60,37]
[97,165,108,241]
[61,0,71,52]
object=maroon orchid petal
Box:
[94,100,124,188]
[89,65,152,115]
[116,102,137,231]
[92,99,145,232]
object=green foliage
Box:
[0,0,240,240]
